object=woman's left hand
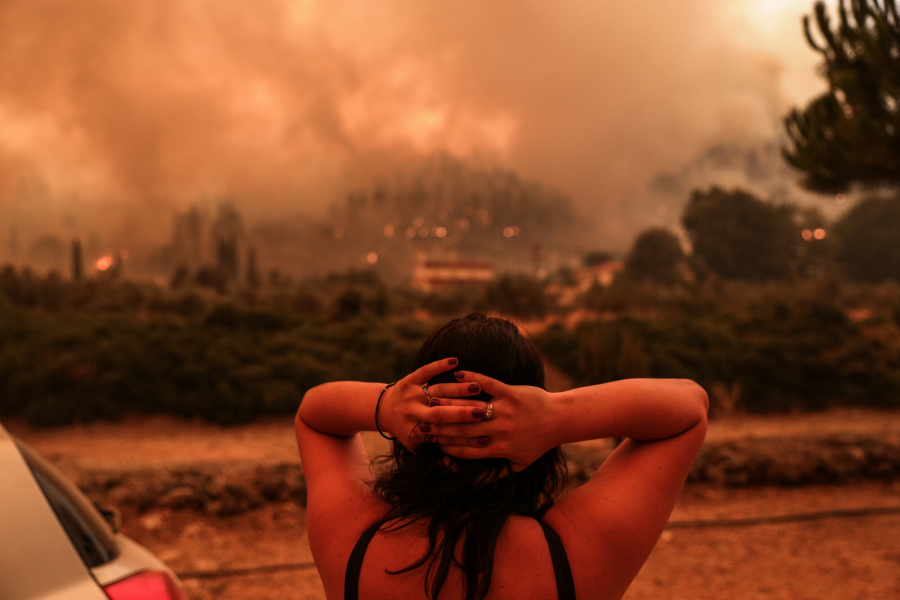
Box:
[379,357,489,451]
[426,371,560,471]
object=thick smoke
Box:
[0,0,825,260]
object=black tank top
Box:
[344,519,577,600]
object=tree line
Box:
[621,187,900,286]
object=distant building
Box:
[412,251,495,292]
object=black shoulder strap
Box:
[344,520,383,600]
[539,521,577,600]
[346,519,575,600]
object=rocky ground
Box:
[7,407,900,599]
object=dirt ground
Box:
[114,482,900,600]
[13,407,900,472]
[8,409,900,600]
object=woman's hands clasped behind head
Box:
[427,371,559,472]
[380,360,560,470]
[379,358,490,452]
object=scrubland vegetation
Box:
[541,277,900,414]
[2,251,900,427]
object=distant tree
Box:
[245,246,261,288]
[71,239,83,281]
[623,228,686,285]
[365,286,390,318]
[582,250,613,267]
[216,237,238,280]
[481,274,549,320]
[333,287,363,319]
[833,195,900,281]
[212,202,244,280]
[293,290,323,315]
[268,269,293,288]
[783,0,900,192]
[170,265,190,290]
[0,266,39,306]
[682,187,800,281]
[195,265,229,294]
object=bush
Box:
[481,274,551,319]
[682,187,800,281]
[4,264,900,424]
[535,295,900,414]
[0,304,435,427]
[623,228,685,285]
[834,195,900,282]
[421,287,476,316]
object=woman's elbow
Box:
[296,384,326,428]
[680,381,708,445]
[694,382,709,415]
[295,398,308,436]
[300,382,333,406]
[679,379,709,420]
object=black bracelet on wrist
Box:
[375,382,397,440]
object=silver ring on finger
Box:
[483,401,493,420]
[422,383,432,400]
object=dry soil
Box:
[7,409,900,600]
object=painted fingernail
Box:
[448,357,458,366]
[468,383,480,393]
[454,371,464,380]
[472,408,485,420]
[420,422,431,433]
[477,436,490,446]
[429,398,440,407]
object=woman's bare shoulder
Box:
[542,421,707,599]
[483,516,565,599]
[306,483,388,597]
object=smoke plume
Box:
[0,0,825,257]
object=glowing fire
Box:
[95,256,114,271]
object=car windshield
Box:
[14,437,120,568]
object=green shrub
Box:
[481,274,551,319]
[0,303,434,426]
[4,264,900,424]
[535,299,900,414]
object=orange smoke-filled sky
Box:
[0,0,828,246]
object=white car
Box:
[0,422,186,600]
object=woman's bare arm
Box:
[431,376,707,467]
[297,380,386,436]
[552,378,708,444]
[434,375,708,600]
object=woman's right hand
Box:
[428,371,562,471]
[379,359,492,452]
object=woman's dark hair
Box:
[373,313,567,600]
